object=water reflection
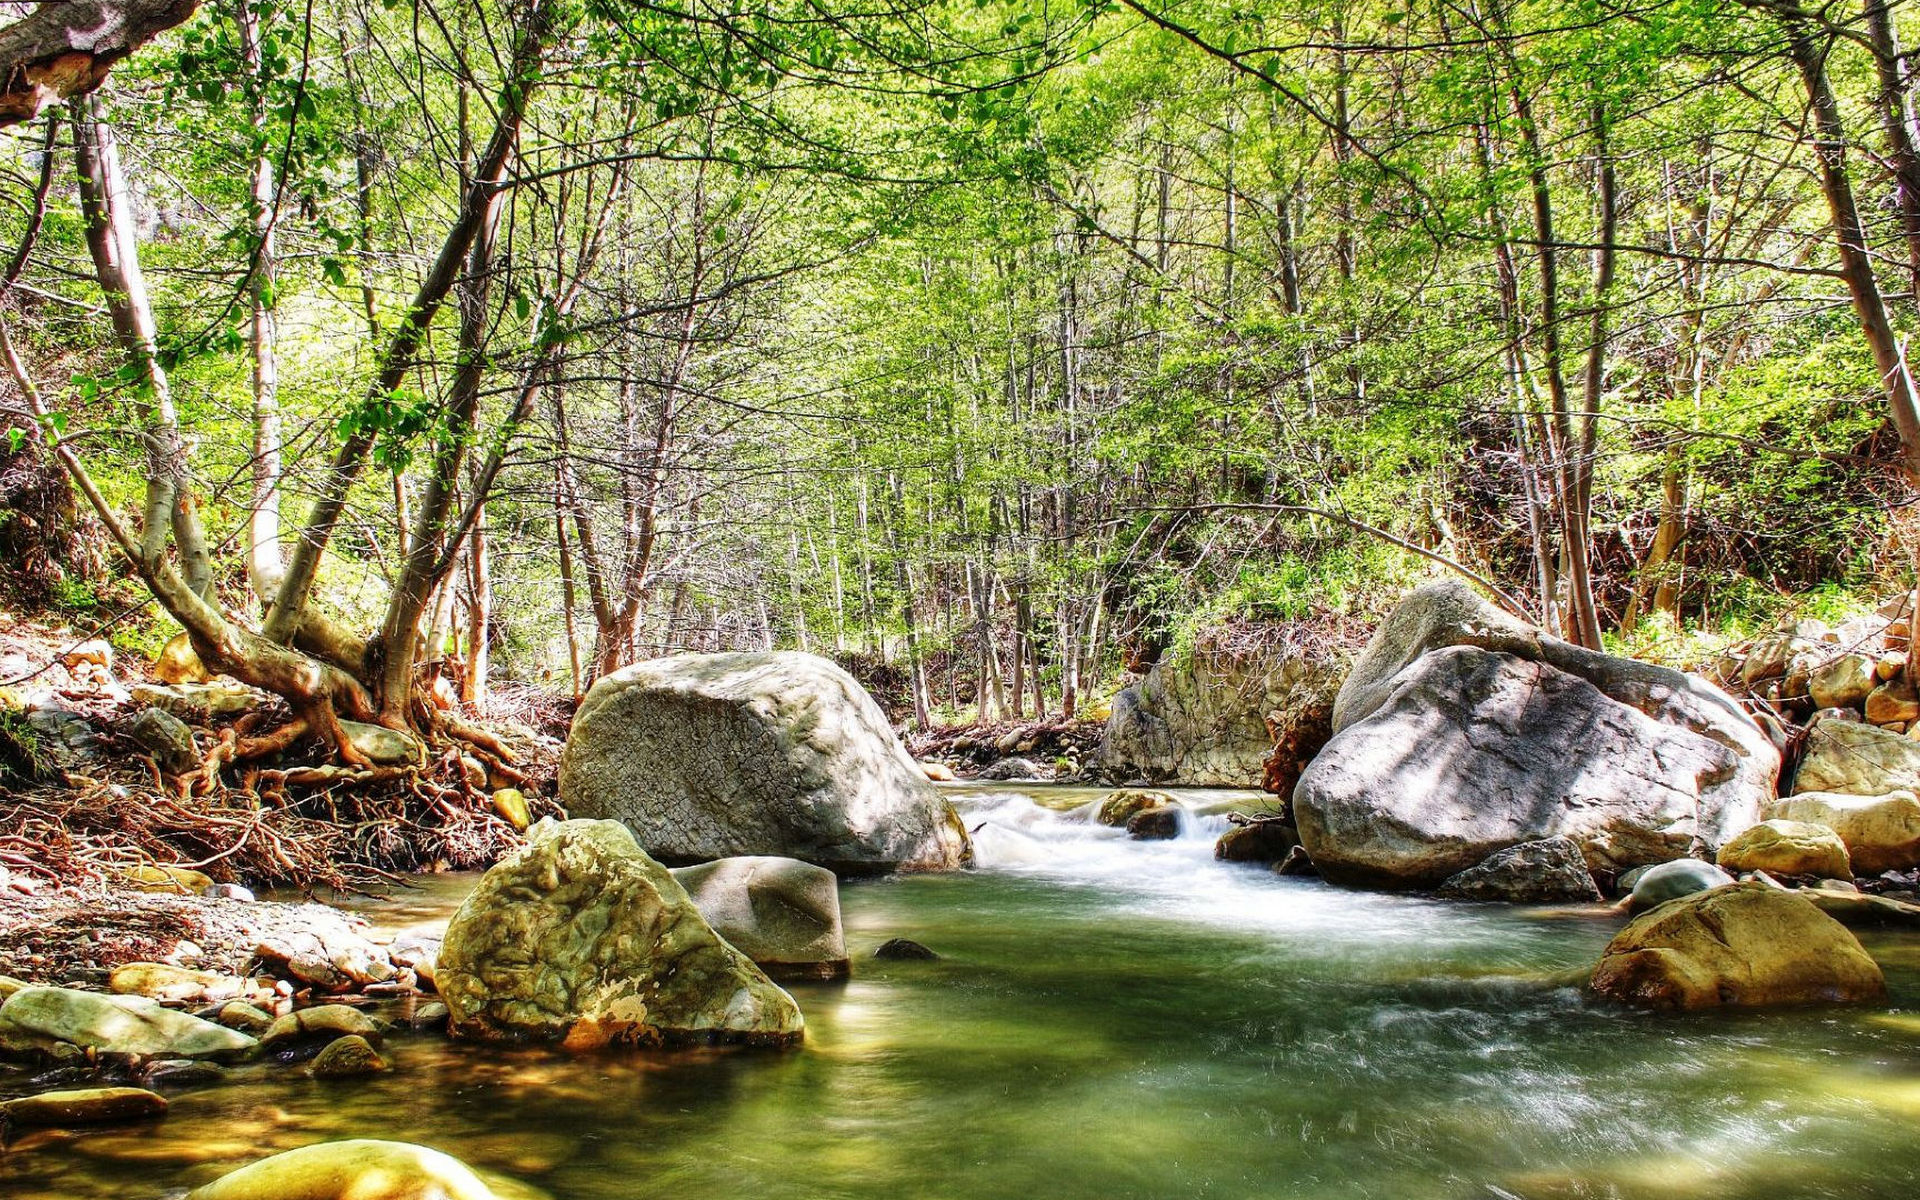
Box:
[5,784,1919,1199]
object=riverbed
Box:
[6,783,1920,1199]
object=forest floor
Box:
[0,609,565,897]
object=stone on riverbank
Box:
[560,652,970,874]
[671,856,849,982]
[0,1086,167,1126]
[1716,819,1852,879]
[1766,790,1920,874]
[109,962,254,1004]
[1434,837,1601,903]
[261,1004,384,1055]
[1295,581,1778,888]
[1792,716,1920,797]
[437,819,803,1048]
[188,1139,499,1200]
[1590,882,1886,1010]
[0,986,257,1062]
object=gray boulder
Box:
[1296,582,1778,889]
[130,707,198,774]
[0,986,258,1062]
[1628,858,1734,911]
[1435,837,1602,903]
[436,819,803,1048]
[560,652,970,874]
[671,856,849,981]
[1793,716,1920,797]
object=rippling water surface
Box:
[7,783,1920,1200]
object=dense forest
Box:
[0,0,1914,742]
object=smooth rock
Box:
[1434,837,1602,903]
[261,1005,383,1054]
[437,819,803,1048]
[212,1002,274,1035]
[560,652,970,874]
[1794,717,1920,796]
[490,788,531,832]
[919,761,957,782]
[1811,653,1878,711]
[153,632,213,685]
[1716,819,1852,879]
[0,987,257,1061]
[1095,789,1175,827]
[873,938,939,961]
[338,720,422,767]
[670,856,849,982]
[130,707,198,774]
[1214,821,1300,864]
[187,1139,499,1200]
[1767,790,1920,874]
[0,1086,167,1126]
[407,1002,449,1031]
[1590,882,1887,1010]
[978,756,1044,781]
[109,963,251,1005]
[309,1034,388,1078]
[1802,887,1920,927]
[1126,805,1181,840]
[1628,859,1734,911]
[121,864,213,895]
[1298,582,1777,888]
[1866,676,1920,726]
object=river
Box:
[6,783,1920,1199]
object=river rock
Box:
[1214,820,1300,864]
[919,761,957,781]
[1866,676,1920,726]
[1589,882,1887,1010]
[1793,717,1920,796]
[1296,581,1777,888]
[1766,790,1920,874]
[1716,819,1852,878]
[978,756,1044,781]
[109,962,252,1004]
[1126,804,1181,840]
[873,938,939,960]
[261,1004,384,1055]
[212,1002,274,1034]
[1628,858,1734,910]
[1097,637,1342,786]
[436,819,803,1048]
[1810,653,1878,711]
[0,986,257,1061]
[670,856,849,981]
[188,1139,499,1200]
[1095,788,1174,827]
[1434,837,1602,903]
[130,707,198,774]
[309,1033,388,1077]
[0,1086,167,1126]
[560,652,970,874]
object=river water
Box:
[6,783,1920,1199]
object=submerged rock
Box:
[560,651,970,874]
[188,1139,499,1200]
[671,856,849,982]
[1589,882,1886,1010]
[1296,581,1778,889]
[261,1005,384,1056]
[1767,790,1920,874]
[437,819,803,1049]
[309,1033,388,1078]
[1434,837,1601,903]
[1628,859,1734,911]
[1126,805,1181,840]
[0,986,258,1062]
[1716,819,1852,879]
[1214,820,1300,864]
[873,938,939,961]
[0,1086,167,1126]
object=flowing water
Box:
[7,783,1920,1199]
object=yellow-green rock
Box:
[110,963,250,1004]
[154,632,213,685]
[0,1086,167,1126]
[261,1004,382,1052]
[436,819,803,1049]
[122,864,213,895]
[1716,819,1852,878]
[490,788,531,832]
[309,1034,388,1077]
[1590,882,1887,1010]
[187,1139,499,1200]
[1767,790,1920,874]
[1095,789,1176,828]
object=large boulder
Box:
[1715,819,1851,879]
[1792,717,1920,797]
[670,856,849,982]
[1434,837,1602,903]
[188,1140,498,1200]
[1294,582,1778,888]
[436,819,803,1049]
[0,986,258,1062]
[1767,790,1920,874]
[560,652,969,874]
[1096,636,1343,787]
[1589,883,1887,1010]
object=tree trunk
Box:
[0,0,202,126]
